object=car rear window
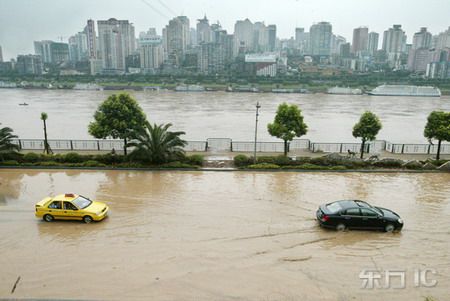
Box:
[326,202,342,214]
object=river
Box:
[0,89,449,143]
[0,169,449,300]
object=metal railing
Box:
[11,138,450,155]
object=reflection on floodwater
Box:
[0,169,449,300]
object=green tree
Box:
[88,93,147,155]
[41,112,52,154]
[352,111,382,159]
[424,111,450,160]
[0,126,19,160]
[126,121,187,164]
[267,103,308,155]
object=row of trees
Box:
[267,103,450,160]
[1,95,450,161]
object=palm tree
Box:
[127,121,187,164]
[41,112,52,154]
[0,126,20,160]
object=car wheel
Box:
[43,214,54,222]
[336,223,347,231]
[385,224,395,232]
[83,215,93,224]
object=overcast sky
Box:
[0,0,449,60]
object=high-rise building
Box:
[352,27,369,55]
[196,15,211,44]
[139,35,164,73]
[97,18,136,72]
[85,19,97,59]
[382,25,407,67]
[68,32,88,62]
[0,45,3,62]
[295,28,309,54]
[412,27,432,50]
[34,41,69,64]
[198,42,224,74]
[234,19,254,55]
[434,27,450,51]
[331,35,346,55]
[164,16,190,66]
[340,43,351,58]
[368,32,379,56]
[267,25,277,52]
[309,22,332,56]
[16,54,43,74]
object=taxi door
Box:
[63,201,82,220]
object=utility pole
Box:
[253,102,261,163]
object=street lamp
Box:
[253,101,261,163]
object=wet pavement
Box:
[0,169,449,300]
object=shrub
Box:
[1,160,19,166]
[0,152,23,162]
[297,163,324,170]
[234,154,251,167]
[37,161,59,166]
[186,154,204,166]
[295,157,312,165]
[274,155,292,166]
[247,163,280,169]
[83,160,106,167]
[329,165,348,170]
[372,159,403,168]
[23,152,40,163]
[94,153,124,165]
[256,156,276,164]
[309,156,330,166]
[160,161,198,169]
[62,152,84,163]
[342,160,369,169]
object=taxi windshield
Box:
[72,196,92,209]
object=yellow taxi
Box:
[35,193,109,223]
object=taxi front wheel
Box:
[43,214,54,222]
[83,215,93,224]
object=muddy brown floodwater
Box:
[0,169,449,301]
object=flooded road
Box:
[0,169,449,300]
[1,89,450,143]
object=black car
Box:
[316,200,403,232]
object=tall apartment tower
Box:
[382,24,407,67]
[234,19,254,55]
[196,15,211,44]
[352,27,369,55]
[164,16,190,66]
[267,25,277,52]
[412,27,432,50]
[97,18,136,72]
[0,45,3,62]
[309,21,332,56]
[85,19,97,59]
[368,32,379,55]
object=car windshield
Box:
[72,196,92,209]
[326,202,342,214]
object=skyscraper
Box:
[352,27,369,55]
[382,25,407,67]
[68,32,88,62]
[196,15,211,44]
[368,32,379,56]
[234,19,254,55]
[295,28,309,54]
[164,16,190,66]
[435,27,450,50]
[97,18,136,72]
[34,41,69,64]
[139,35,164,73]
[85,19,97,59]
[267,25,277,52]
[412,27,432,50]
[309,22,332,56]
[0,45,3,62]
